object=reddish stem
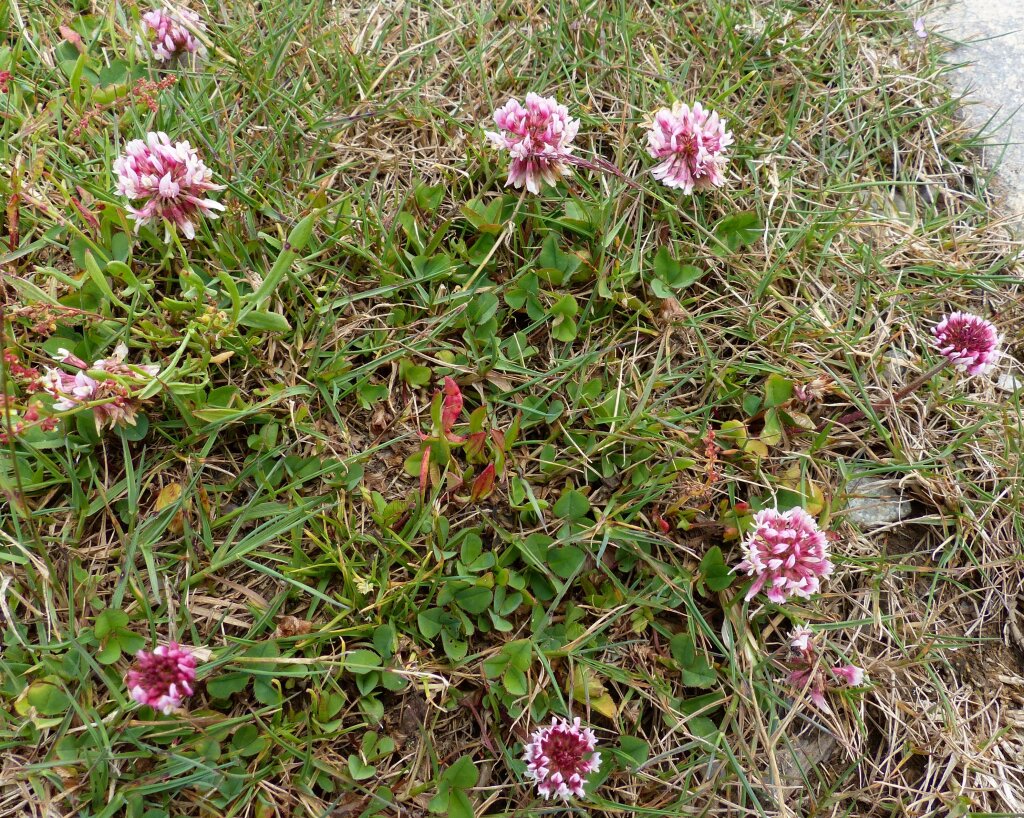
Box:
[820,360,949,430]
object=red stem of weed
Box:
[820,360,949,430]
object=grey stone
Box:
[932,1,1024,221]
[844,477,912,528]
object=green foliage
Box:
[651,246,704,298]
[0,2,1013,817]
[429,755,478,818]
[670,634,717,689]
[93,609,146,664]
[711,211,762,255]
[698,547,735,594]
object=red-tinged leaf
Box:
[419,448,430,497]
[60,25,84,51]
[6,193,19,251]
[470,463,496,503]
[490,428,505,451]
[465,431,488,462]
[76,186,105,211]
[441,377,463,433]
[71,196,100,231]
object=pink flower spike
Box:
[485,93,580,194]
[913,17,928,39]
[126,642,197,715]
[141,6,205,63]
[114,132,225,242]
[736,507,834,604]
[523,717,601,800]
[931,311,1001,376]
[832,664,865,686]
[645,100,734,194]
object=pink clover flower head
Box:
[737,507,833,604]
[114,131,225,241]
[832,664,865,686]
[913,17,928,39]
[646,100,734,194]
[523,716,601,800]
[40,343,160,432]
[141,6,205,63]
[931,311,1000,376]
[485,93,579,194]
[126,642,197,714]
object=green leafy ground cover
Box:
[1,1,1023,816]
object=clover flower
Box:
[40,344,159,432]
[126,642,197,714]
[114,131,225,241]
[486,93,580,194]
[645,101,734,193]
[141,6,205,63]
[931,311,1000,376]
[736,507,834,604]
[913,17,928,39]
[523,716,601,800]
[785,627,864,712]
[832,664,865,686]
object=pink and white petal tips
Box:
[522,716,601,800]
[832,664,865,686]
[645,100,734,194]
[141,6,206,63]
[913,17,928,40]
[789,626,814,653]
[485,93,580,195]
[125,642,197,715]
[39,346,161,432]
[114,132,225,242]
[783,626,865,711]
[931,311,1001,376]
[736,507,834,605]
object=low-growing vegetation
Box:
[1,1,1022,816]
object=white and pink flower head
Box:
[523,716,601,800]
[931,311,1001,376]
[736,506,834,604]
[126,642,197,715]
[646,100,734,194]
[784,626,864,711]
[485,93,580,194]
[114,131,225,241]
[40,344,160,432]
[141,6,205,63]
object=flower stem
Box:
[822,360,948,430]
